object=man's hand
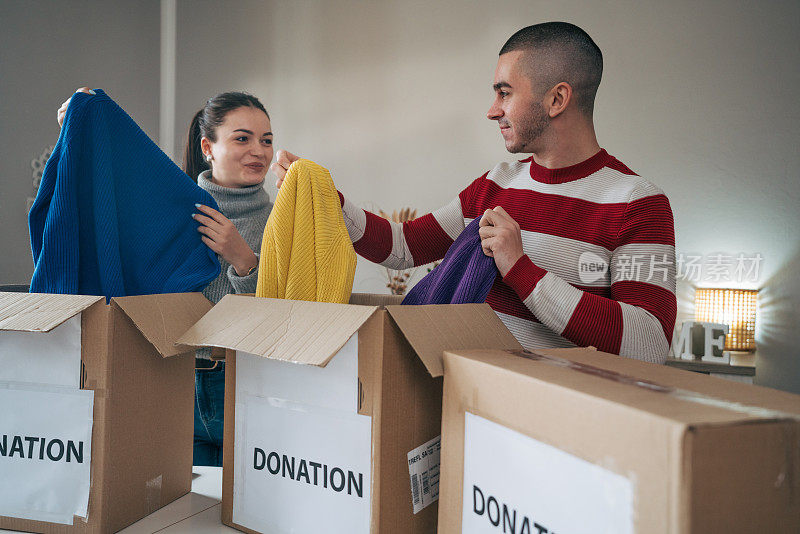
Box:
[479,206,525,277]
[270,149,300,188]
[193,204,258,276]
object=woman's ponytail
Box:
[183,109,208,182]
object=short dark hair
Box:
[500,22,603,116]
[183,92,270,181]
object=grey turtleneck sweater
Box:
[196,170,273,358]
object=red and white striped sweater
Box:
[340,149,677,363]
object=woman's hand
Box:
[270,149,300,188]
[193,204,258,276]
[57,87,95,128]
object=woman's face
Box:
[201,106,273,188]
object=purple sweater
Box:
[402,217,497,305]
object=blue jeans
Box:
[193,360,225,466]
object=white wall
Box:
[169,0,800,392]
[2,1,798,393]
[0,0,161,284]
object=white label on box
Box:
[407,435,441,514]
[462,412,633,534]
[235,333,358,412]
[233,394,372,534]
[0,383,94,525]
[0,315,82,388]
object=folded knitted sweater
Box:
[255,159,355,303]
[28,89,221,298]
[402,217,497,305]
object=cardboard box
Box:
[438,347,800,534]
[0,291,211,533]
[176,293,522,534]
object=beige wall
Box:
[2,1,798,392]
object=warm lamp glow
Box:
[695,288,757,351]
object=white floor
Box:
[2,467,238,534]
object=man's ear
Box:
[546,82,572,118]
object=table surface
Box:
[1,467,237,534]
[665,352,756,376]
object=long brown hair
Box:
[183,92,270,181]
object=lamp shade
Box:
[695,288,757,351]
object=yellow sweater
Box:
[255,159,356,303]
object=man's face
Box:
[487,50,550,153]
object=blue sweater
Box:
[29,89,221,298]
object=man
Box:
[272,22,676,363]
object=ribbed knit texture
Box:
[402,217,497,305]
[28,89,221,299]
[255,159,355,303]
[340,149,677,364]
[197,170,272,303]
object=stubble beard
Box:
[506,102,550,154]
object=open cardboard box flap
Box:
[0,291,211,357]
[112,292,214,358]
[385,303,522,377]
[176,294,379,366]
[0,292,103,332]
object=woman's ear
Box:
[200,137,213,162]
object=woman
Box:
[58,88,276,466]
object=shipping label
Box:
[407,434,441,514]
[462,412,633,534]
